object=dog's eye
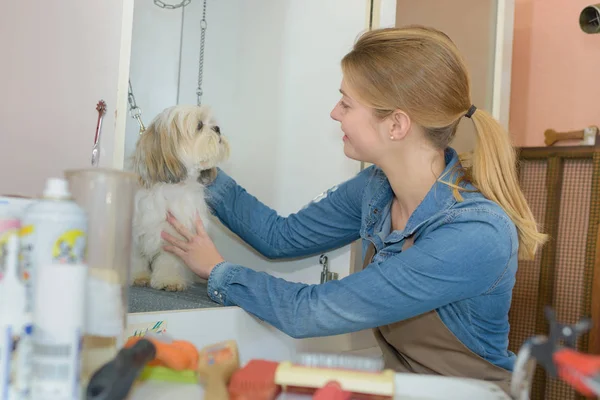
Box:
[212,126,221,134]
[197,121,204,130]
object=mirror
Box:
[124,0,379,313]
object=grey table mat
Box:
[128,282,223,313]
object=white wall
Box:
[125,0,370,284]
[0,1,132,197]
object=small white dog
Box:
[130,104,230,291]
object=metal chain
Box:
[153,0,191,10]
[196,0,207,105]
[128,80,146,134]
[129,0,207,133]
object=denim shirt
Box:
[206,147,519,371]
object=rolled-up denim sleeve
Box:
[204,167,373,259]
[206,210,514,338]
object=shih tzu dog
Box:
[130,104,230,291]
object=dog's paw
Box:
[131,272,151,287]
[150,277,188,292]
[132,276,151,287]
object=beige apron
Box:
[363,241,512,394]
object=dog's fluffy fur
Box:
[130,105,230,291]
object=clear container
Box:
[64,168,138,382]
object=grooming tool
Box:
[197,340,240,400]
[137,365,198,384]
[275,353,394,399]
[544,125,599,146]
[85,338,156,400]
[227,359,281,400]
[510,306,600,399]
[91,100,106,166]
[313,381,352,399]
[124,335,199,371]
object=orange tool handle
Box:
[125,336,199,371]
[554,348,600,397]
[312,382,352,400]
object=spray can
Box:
[0,234,26,400]
[30,262,87,400]
[16,178,88,399]
[19,177,87,310]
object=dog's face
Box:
[132,105,230,188]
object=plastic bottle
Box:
[19,178,88,313]
[0,234,26,400]
[16,178,88,399]
[30,262,87,400]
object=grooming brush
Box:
[227,359,281,400]
[86,334,201,400]
[85,338,157,400]
[125,334,199,370]
[313,381,352,399]
[275,353,395,399]
[137,365,198,384]
[131,334,199,384]
[197,340,240,400]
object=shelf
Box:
[128,282,222,314]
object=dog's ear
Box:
[197,167,218,185]
[131,121,187,188]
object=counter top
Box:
[128,373,511,400]
[128,282,222,313]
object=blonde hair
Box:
[341,26,547,260]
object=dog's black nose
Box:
[212,126,221,135]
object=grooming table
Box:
[128,282,222,313]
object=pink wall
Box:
[510,0,600,147]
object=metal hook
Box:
[319,254,338,283]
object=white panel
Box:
[378,0,398,28]
[0,1,132,196]
[124,1,185,165]
[125,0,368,284]
[492,0,515,131]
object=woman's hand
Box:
[162,211,225,280]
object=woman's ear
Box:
[389,110,411,140]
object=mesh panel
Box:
[509,160,547,354]
[546,159,593,400]
[512,155,596,400]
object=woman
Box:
[162,26,547,392]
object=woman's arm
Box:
[206,209,516,338]
[205,167,373,259]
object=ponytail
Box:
[468,108,548,260]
